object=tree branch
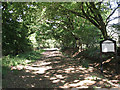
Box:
[90,2,104,24]
[107,16,120,24]
[81,2,100,30]
[59,4,85,19]
[106,6,119,22]
[85,2,100,25]
[96,2,103,10]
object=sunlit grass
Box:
[2,49,45,76]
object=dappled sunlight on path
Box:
[4,49,120,88]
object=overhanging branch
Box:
[59,4,85,19]
[81,2,100,29]
[107,16,120,24]
[106,6,119,23]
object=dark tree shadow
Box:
[2,49,120,89]
[73,50,120,80]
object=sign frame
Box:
[99,39,117,73]
[100,39,117,54]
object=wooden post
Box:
[100,52,103,73]
[115,51,118,74]
[100,39,116,73]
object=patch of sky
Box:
[9,10,13,13]
[23,11,26,15]
[54,16,61,19]
[17,15,23,22]
[9,18,12,21]
[53,26,57,29]
[27,4,36,8]
[27,4,30,8]
[0,6,3,9]
[108,1,119,24]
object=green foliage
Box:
[2,50,44,67]
[2,2,119,55]
[2,50,44,77]
[48,2,119,39]
[2,2,34,55]
[36,2,106,48]
[76,46,114,62]
[84,47,100,57]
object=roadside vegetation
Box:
[2,1,120,88]
[2,50,45,77]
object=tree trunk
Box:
[99,22,108,39]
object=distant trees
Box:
[2,2,119,55]
[41,9,100,49]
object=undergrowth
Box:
[2,49,45,77]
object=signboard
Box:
[100,39,117,73]
[100,39,116,53]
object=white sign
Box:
[102,40,115,52]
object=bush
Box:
[75,46,114,62]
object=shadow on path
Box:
[3,49,120,88]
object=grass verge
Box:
[2,49,45,77]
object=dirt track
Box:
[3,49,120,88]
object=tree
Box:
[2,2,119,55]
[36,5,101,49]
[44,2,120,39]
[2,2,37,55]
